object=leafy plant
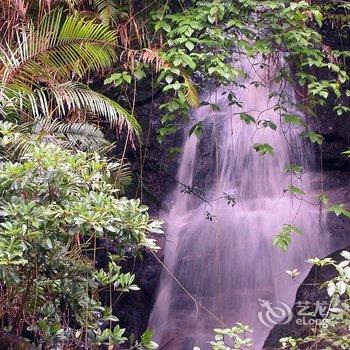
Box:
[253,143,274,156]
[273,225,302,252]
[0,122,162,348]
[193,323,253,350]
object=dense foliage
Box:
[0,122,162,349]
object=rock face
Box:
[94,75,181,345]
[0,331,37,350]
[312,1,350,174]
[312,110,350,173]
[106,98,178,342]
[97,239,165,343]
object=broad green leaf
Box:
[273,224,302,252]
[328,204,350,219]
[253,143,274,156]
[283,114,303,125]
[189,121,203,138]
[301,131,324,145]
[285,164,303,174]
[286,185,305,196]
[316,193,329,205]
[240,113,256,124]
[185,41,195,51]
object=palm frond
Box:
[93,0,124,26]
[108,160,132,194]
[0,118,112,160]
[33,117,112,152]
[120,48,165,72]
[0,9,118,86]
[48,82,140,133]
[1,82,141,135]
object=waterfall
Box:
[149,58,337,349]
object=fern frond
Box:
[120,48,165,72]
[184,75,200,108]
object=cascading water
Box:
[149,58,339,349]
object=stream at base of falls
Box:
[149,58,344,349]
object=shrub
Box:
[0,122,162,349]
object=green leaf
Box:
[189,121,203,138]
[167,147,182,155]
[316,193,329,205]
[319,90,329,99]
[104,73,122,85]
[312,9,323,27]
[161,22,171,32]
[240,113,256,125]
[253,143,274,156]
[133,67,146,80]
[283,114,303,125]
[141,329,158,350]
[210,103,220,112]
[185,41,195,51]
[301,131,324,145]
[173,57,182,66]
[285,185,305,196]
[341,150,350,157]
[285,164,303,175]
[165,74,173,84]
[273,224,302,252]
[267,121,277,131]
[328,204,350,219]
[123,73,132,84]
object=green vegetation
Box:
[0,7,139,150]
[0,122,161,349]
[194,323,253,350]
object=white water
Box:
[149,59,336,349]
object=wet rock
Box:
[0,331,37,350]
[311,113,350,173]
[193,120,217,192]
